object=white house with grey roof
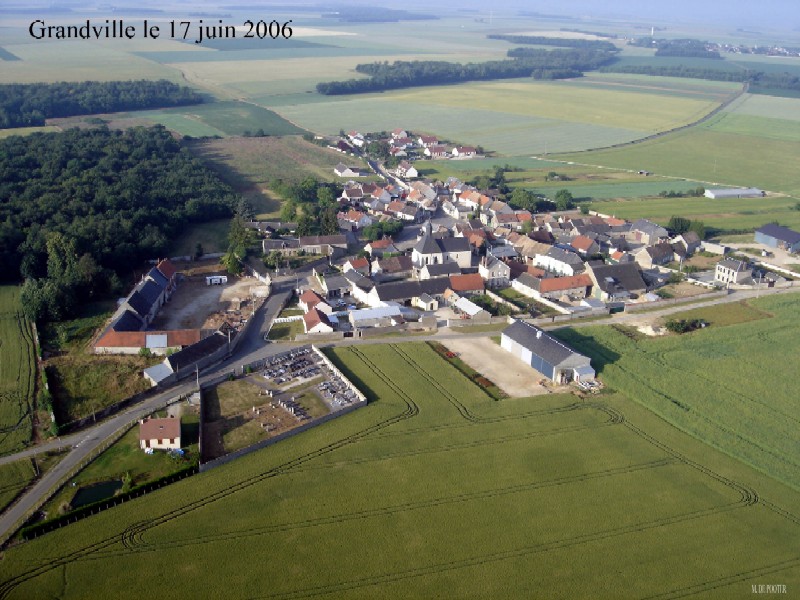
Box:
[535,247,585,276]
[412,222,472,268]
[714,259,753,285]
[501,320,595,384]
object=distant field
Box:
[276,78,727,154]
[1,342,799,598]
[0,42,182,84]
[589,194,800,232]
[529,178,704,200]
[553,292,800,489]
[130,100,307,137]
[0,286,36,455]
[558,109,800,197]
[725,93,800,122]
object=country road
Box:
[0,280,796,542]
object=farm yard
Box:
[1,341,798,598]
[0,286,38,455]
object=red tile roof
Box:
[349,257,369,269]
[139,417,180,442]
[370,237,394,249]
[449,273,485,293]
[571,235,596,252]
[303,307,331,331]
[156,259,177,280]
[299,289,324,310]
[538,274,592,293]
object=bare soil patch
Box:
[441,337,553,397]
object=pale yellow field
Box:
[385,80,723,132]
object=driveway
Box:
[440,337,551,397]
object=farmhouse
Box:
[714,259,753,285]
[501,320,595,384]
[704,188,764,199]
[586,262,648,301]
[299,235,348,258]
[139,416,181,451]
[334,163,366,178]
[754,223,800,253]
[303,308,334,334]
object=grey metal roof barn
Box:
[501,320,594,383]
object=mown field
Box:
[1,342,798,598]
[553,292,800,490]
[0,286,37,455]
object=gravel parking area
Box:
[441,337,552,397]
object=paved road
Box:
[0,281,795,540]
[0,277,294,541]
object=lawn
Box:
[0,286,37,455]
[552,291,800,489]
[40,302,158,427]
[1,341,798,598]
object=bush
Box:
[665,318,706,334]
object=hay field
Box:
[1,342,798,598]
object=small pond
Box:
[71,480,123,508]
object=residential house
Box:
[586,262,647,301]
[570,235,600,257]
[334,163,365,178]
[633,243,675,269]
[448,273,485,296]
[418,135,438,147]
[299,235,348,258]
[501,320,595,383]
[298,289,331,313]
[516,274,592,301]
[672,231,701,256]
[343,257,371,276]
[139,417,181,451]
[396,160,418,179]
[628,219,669,245]
[372,255,414,281]
[452,146,477,158]
[412,222,472,268]
[262,238,301,255]
[478,255,511,288]
[535,247,585,276]
[755,223,800,253]
[424,145,450,158]
[303,308,335,334]
[419,262,461,280]
[365,237,399,257]
[339,209,372,230]
[714,259,753,285]
[319,273,351,299]
[368,278,450,309]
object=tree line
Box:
[0,80,203,128]
[599,64,800,93]
[488,34,618,53]
[0,126,237,321]
[628,37,721,59]
[316,49,617,95]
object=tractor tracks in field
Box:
[0,347,420,599]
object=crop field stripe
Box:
[88,458,677,559]
[252,502,750,600]
[0,346,420,599]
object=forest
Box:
[0,80,203,128]
[0,125,237,321]
[628,37,721,59]
[316,49,616,95]
[600,64,800,92]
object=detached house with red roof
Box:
[139,416,181,451]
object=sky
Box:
[9,0,800,30]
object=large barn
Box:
[501,320,595,384]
